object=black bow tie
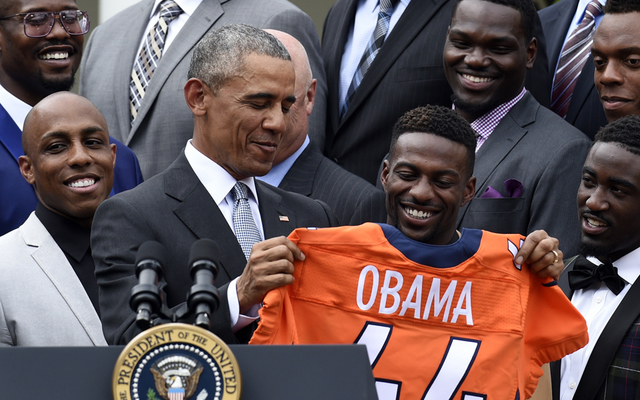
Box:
[568,255,626,295]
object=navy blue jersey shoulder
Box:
[378,224,483,268]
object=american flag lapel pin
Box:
[279,215,289,222]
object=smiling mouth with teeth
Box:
[67,179,95,188]
[405,207,433,219]
[586,217,607,228]
[462,74,492,83]
[39,52,69,60]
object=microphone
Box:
[130,241,167,330]
[187,239,221,329]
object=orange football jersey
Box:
[250,223,588,400]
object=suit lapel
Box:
[0,103,24,164]
[21,214,105,345]
[340,0,446,126]
[566,58,596,124]
[128,0,225,144]
[257,182,298,238]
[166,154,247,281]
[546,0,579,74]
[279,145,323,195]
[325,0,359,137]
[574,279,640,399]
[112,0,153,145]
[457,93,535,223]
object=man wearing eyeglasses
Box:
[0,0,144,237]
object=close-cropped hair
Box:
[604,0,640,14]
[451,0,536,43]
[594,115,640,157]
[187,24,291,94]
[389,105,477,177]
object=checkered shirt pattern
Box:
[471,88,527,151]
[231,182,261,261]
[551,0,603,118]
[129,0,183,123]
[340,0,398,119]
[595,320,640,399]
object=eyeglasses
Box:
[0,10,90,38]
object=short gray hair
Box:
[188,24,291,93]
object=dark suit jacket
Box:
[539,0,608,140]
[321,0,551,185]
[91,152,336,345]
[456,92,591,256]
[551,257,640,400]
[80,0,326,179]
[0,103,144,236]
[278,143,386,226]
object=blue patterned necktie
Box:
[130,0,183,123]
[340,0,399,119]
[231,182,262,260]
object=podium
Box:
[0,344,377,399]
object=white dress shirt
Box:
[339,0,410,110]
[0,83,32,130]
[560,247,640,400]
[184,140,263,331]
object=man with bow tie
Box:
[553,115,640,400]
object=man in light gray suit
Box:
[0,92,112,346]
[79,0,326,179]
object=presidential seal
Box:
[113,323,241,400]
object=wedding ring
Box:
[551,250,559,264]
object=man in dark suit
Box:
[539,0,608,140]
[552,116,640,400]
[0,0,143,236]
[591,0,640,123]
[321,0,551,185]
[80,0,326,179]
[258,30,386,226]
[91,25,336,345]
[446,0,591,256]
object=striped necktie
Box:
[340,0,398,119]
[551,0,603,118]
[130,0,183,123]
[231,182,262,260]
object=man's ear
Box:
[461,176,476,207]
[526,37,537,69]
[18,155,35,185]
[184,78,208,116]
[380,159,391,190]
[305,79,317,116]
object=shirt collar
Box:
[0,83,32,130]
[470,87,527,151]
[258,135,310,187]
[150,0,201,18]
[35,202,91,263]
[184,140,259,206]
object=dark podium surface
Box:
[0,344,377,399]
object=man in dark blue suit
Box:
[553,116,640,399]
[0,0,143,236]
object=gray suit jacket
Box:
[278,143,386,226]
[79,0,326,179]
[0,213,106,346]
[321,0,551,185]
[456,92,591,256]
[539,0,608,140]
[91,152,336,345]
